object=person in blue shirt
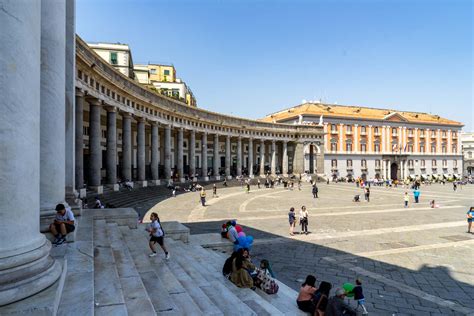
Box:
[413,189,421,203]
[467,207,474,233]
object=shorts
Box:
[468,219,473,223]
[150,236,164,246]
[54,223,75,234]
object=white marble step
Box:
[93,219,128,315]
[107,223,156,315]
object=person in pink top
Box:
[296,275,317,313]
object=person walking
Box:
[300,206,309,235]
[212,183,218,197]
[200,188,207,206]
[312,184,318,198]
[364,187,370,202]
[146,212,170,259]
[246,180,250,193]
[403,192,409,208]
[467,206,474,234]
[257,178,261,189]
[288,207,296,236]
[413,188,420,203]
[298,179,302,191]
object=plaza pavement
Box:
[146,182,474,315]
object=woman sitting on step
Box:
[230,248,257,289]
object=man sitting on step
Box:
[50,203,75,245]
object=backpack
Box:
[256,270,279,294]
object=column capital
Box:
[150,120,159,126]
[354,124,359,127]
[75,87,85,96]
[121,110,133,118]
[104,105,117,112]
[86,97,102,106]
[136,116,147,123]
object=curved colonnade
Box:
[75,36,325,194]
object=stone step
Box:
[107,223,156,315]
[200,281,257,316]
[93,219,128,315]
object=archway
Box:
[304,143,320,174]
[390,163,398,180]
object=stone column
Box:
[387,160,391,179]
[271,140,276,175]
[136,118,147,186]
[225,135,231,179]
[105,106,118,190]
[164,125,172,181]
[189,129,196,179]
[202,132,209,180]
[88,98,103,193]
[121,112,132,182]
[177,128,185,182]
[75,89,85,197]
[248,138,254,178]
[260,139,265,176]
[282,141,288,176]
[65,0,76,201]
[150,122,160,185]
[236,136,242,176]
[213,134,220,179]
[40,0,66,212]
[0,0,62,306]
[405,159,409,179]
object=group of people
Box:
[297,275,368,315]
[288,206,310,235]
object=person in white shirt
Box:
[299,206,309,235]
[50,203,75,245]
[146,212,170,259]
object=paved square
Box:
[148,182,474,315]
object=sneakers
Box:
[165,253,170,260]
[53,237,66,245]
[149,252,157,257]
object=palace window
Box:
[375,160,381,168]
[408,144,413,152]
[431,144,436,153]
[452,145,457,153]
[420,144,425,153]
[442,145,447,153]
[150,69,157,75]
[374,126,379,134]
[454,160,458,168]
[347,159,353,168]
[361,159,367,168]
[360,144,367,152]
[331,125,338,133]
[331,159,337,168]
[392,128,398,136]
[443,159,448,168]
[346,143,352,152]
[431,130,436,137]
[361,126,366,134]
[432,159,437,167]
[469,151,473,159]
[346,125,352,133]
[420,159,425,167]
[164,69,170,76]
[420,129,425,137]
[408,160,414,168]
[110,52,118,65]
[374,143,380,153]
[330,143,337,152]
[442,130,447,137]
[408,128,414,136]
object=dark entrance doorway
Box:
[390,163,398,180]
[309,145,314,174]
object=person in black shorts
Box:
[146,212,170,259]
[50,203,75,245]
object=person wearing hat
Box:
[49,203,76,245]
[325,288,357,316]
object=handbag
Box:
[256,270,279,294]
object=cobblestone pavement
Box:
[147,182,474,315]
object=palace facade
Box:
[261,103,463,181]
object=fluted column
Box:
[202,132,209,180]
[236,136,242,176]
[40,0,66,211]
[271,140,276,175]
[75,89,85,195]
[164,125,172,180]
[213,134,220,179]
[260,139,265,176]
[282,141,288,176]
[0,1,61,304]
[178,128,184,182]
[248,138,254,177]
[225,135,231,179]
[121,112,132,181]
[105,106,118,190]
[136,118,146,186]
[88,99,102,191]
[189,129,196,179]
[150,122,160,185]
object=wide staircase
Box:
[32,209,305,316]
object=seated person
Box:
[314,281,332,315]
[296,275,317,313]
[259,259,275,278]
[94,197,104,209]
[326,288,357,316]
[230,248,257,289]
[222,251,239,279]
[50,203,75,245]
[353,194,360,202]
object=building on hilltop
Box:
[87,42,135,79]
[461,132,474,176]
[134,63,197,107]
[260,102,463,181]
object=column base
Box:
[249,175,254,179]
[136,181,147,188]
[107,184,120,191]
[179,178,186,183]
[213,176,221,181]
[78,188,87,198]
[88,185,103,195]
[226,176,232,180]
[201,177,209,181]
[0,240,62,306]
[149,180,161,186]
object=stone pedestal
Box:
[0,0,61,305]
[149,180,161,186]
[136,181,148,188]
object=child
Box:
[353,278,368,315]
[404,192,409,208]
[467,207,474,233]
[146,212,170,259]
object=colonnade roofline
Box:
[76,35,323,140]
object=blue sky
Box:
[77,0,473,131]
